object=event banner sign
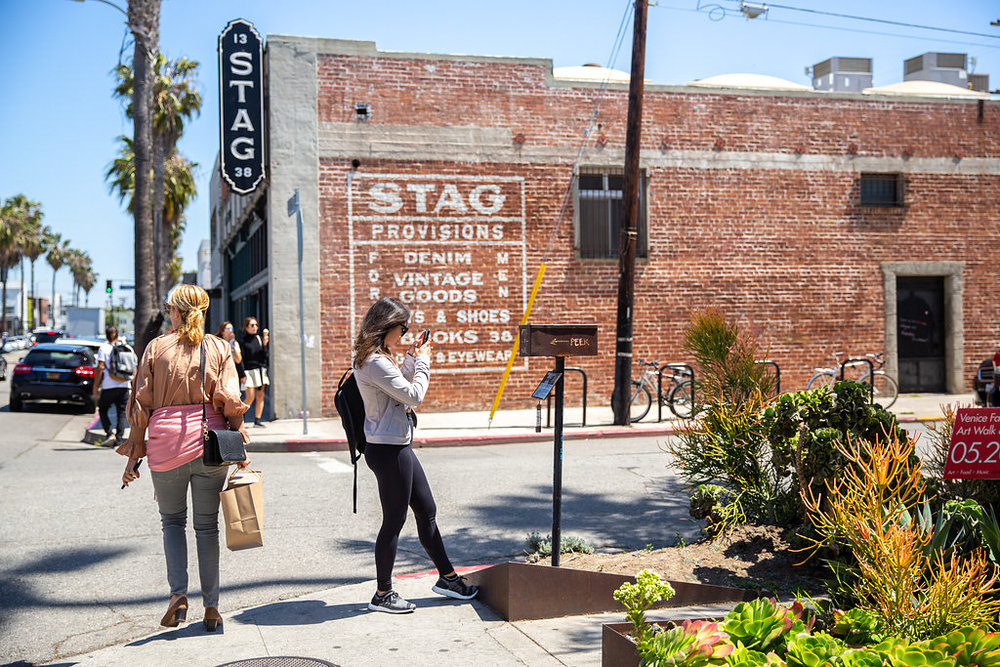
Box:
[943,408,1000,479]
[218,19,265,194]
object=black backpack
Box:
[334,369,367,513]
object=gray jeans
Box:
[150,458,229,607]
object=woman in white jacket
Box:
[352,297,479,614]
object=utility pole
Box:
[611,0,649,425]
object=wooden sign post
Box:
[519,324,598,566]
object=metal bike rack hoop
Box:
[657,363,695,423]
[839,357,874,403]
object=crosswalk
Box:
[300,451,353,474]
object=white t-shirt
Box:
[97,341,131,390]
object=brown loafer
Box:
[160,595,188,627]
[203,606,222,632]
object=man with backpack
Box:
[93,326,137,447]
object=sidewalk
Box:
[239,391,970,453]
[55,569,742,667]
[63,392,971,666]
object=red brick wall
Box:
[315,51,1000,415]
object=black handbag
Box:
[200,340,247,467]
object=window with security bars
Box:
[860,173,905,207]
[577,170,648,259]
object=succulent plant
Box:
[928,627,1000,667]
[839,647,887,667]
[871,637,957,667]
[726,646,787,667]
[785,632,846,667]
[640,619,735,667]
[614,570,677,648]
[722,598,815,654]
[829,608,885,646]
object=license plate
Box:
[46,372,61,380]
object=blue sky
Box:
[1,0,998,307]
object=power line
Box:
[654,3,1000,52]
[765,3,1000,41]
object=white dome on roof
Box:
[687,73,811,91]
[553,64,631,83]
[863,79,990,99]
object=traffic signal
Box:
[105,279,112,294]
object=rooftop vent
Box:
[811,57,873,92]
[904,52,969,87]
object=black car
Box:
[974,356,997,406]
[10,343,97,412]
[32,330,65,345]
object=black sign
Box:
[518,324,598,357]
[531,371,563,400]
[218,19,265,194]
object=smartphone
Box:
[420,329,431,345]
[122,459,143,489]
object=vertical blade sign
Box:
[219,19,265,194]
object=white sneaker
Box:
[367,590,416,614]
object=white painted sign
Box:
[348,174,527,374]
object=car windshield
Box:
[24,350,88,369]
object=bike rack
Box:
[754,359,781,396]
[657,362,695,422]
[839,357,874,403]
[546,366,588,428]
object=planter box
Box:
[464,561,749,621]
[602,620,678,667]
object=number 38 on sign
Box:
[943,408,1000,480]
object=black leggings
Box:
[364,443,454,591]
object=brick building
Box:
[210,36,998,418]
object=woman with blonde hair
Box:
[118,284,249,632]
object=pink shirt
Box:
[145,404,228,472]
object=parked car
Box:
[4,336,26,352]
[32,329,65,345]
[53,336,104,354]
[974,353,999,406]
[9,343,97,412]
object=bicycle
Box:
[806,352,898,408]
[624,359,695,422]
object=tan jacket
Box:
[116,332,249,460]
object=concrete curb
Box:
[251,424,679,452]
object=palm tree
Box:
[46,233,70,328]
[106,137,197,295]
[126,0,161,356]
[112,51,200,305]
[21,222,51,331]
[0,196,30,335]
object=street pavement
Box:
[1,386,971,667]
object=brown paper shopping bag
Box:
[219,469,263,551]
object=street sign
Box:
[518,324,598,357]
[218,19,265,195]
[943,408,1000,479]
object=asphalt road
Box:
[0,386,694,665]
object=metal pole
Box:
[611,0,648,425]
[294,189,308,434]
[551,355,565,566]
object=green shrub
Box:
[667,310,790,531]
[523,531,594,557]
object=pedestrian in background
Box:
[216,321,246,392]
[93,326,130,447]
[241,317,269,427]
[352,296,478,613]
[118,284,249,632]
